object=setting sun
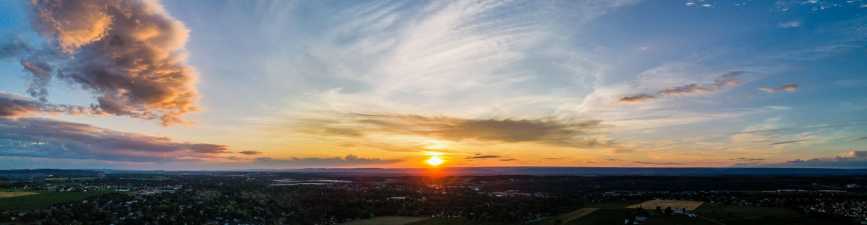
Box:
[425,156,445,167]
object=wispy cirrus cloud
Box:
[256,0,639,121]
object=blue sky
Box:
[0,0,865,169]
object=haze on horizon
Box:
[0,0,865,170]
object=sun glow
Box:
[425,155,445,167]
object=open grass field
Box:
[0,192,38,198]
[628,199,704,210]
[340,216,428,225]
[0,191,107,210]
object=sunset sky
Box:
[0,0,866,170]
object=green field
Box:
[341,216,428,225]
[0,191,107,210]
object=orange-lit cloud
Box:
[4,0,201,125]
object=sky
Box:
[0,0,866,170]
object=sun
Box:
[425,155,445,167]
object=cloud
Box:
[658,72,743,96]
[0,92,92,118]
[619,71,744,104]
[778,21,801,28]
[0,39,32,58]
[252,0,640,125]
[731,157,765,162]
[3,0,200,125]
[296,113,609,148]
[769,139,805,145]
[746,150,867,168]
[0,117,230,162]
[238,150,261,155]
[253,155,400,168]
[0,92,53,118]
[631,161,686,166]
[759,83,799,93]
[618,94,656,104]
[466,154,502,160]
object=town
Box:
[0,169,866,225]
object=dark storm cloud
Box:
[0,117,230,162]
[759,83,799,93]
[253,155,401,167]
[2,0,200,125]
[620,71,745,104]
[297,113,610,148]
